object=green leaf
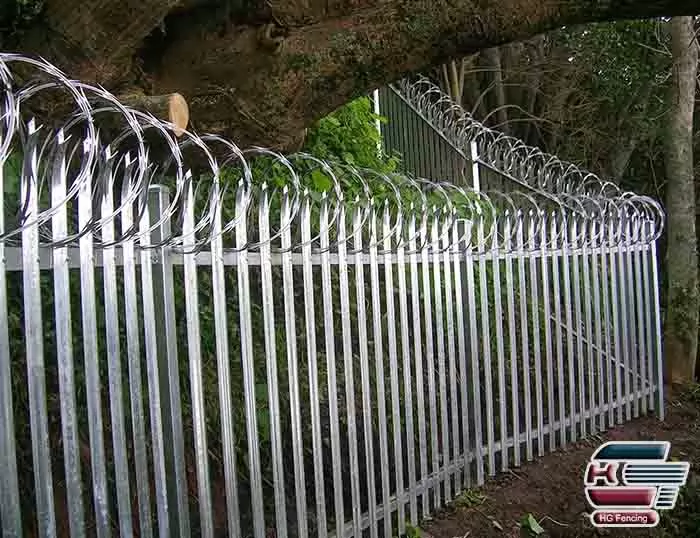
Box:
[258,410,270,442]
[255,382,268,403]
[520,513,545,535]
[311,169,333,192]
[404,524,422,538]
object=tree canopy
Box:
[2,0,700,149]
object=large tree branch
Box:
[12,0,700,149]
[151,0,700,148]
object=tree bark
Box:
[20,0,183,84]
[606,84,655,181]
[480,47,510,134]
[441,59,465,105]
[664,16,699,384]
[522,35,545,144]
[501,40,525,108]
[461,55,486,119]
[607,137,639,181]
[8,0,700,149]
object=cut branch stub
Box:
[118,92,189,137]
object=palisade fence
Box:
[0,54,665,538]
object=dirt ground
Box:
[421,386,700,538]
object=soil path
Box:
[422,389,700,538]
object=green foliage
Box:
[558,20,670,109]
[304,96,399,174]
[453,489,486,508]
[504,20,673,197]
[680,383,700,406]
[657,479,700,537]
[519,513,545,536]
[2,151,22,206]
[404,523,422,538]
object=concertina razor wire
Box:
[391,77,631,197]
[0,53,665,254]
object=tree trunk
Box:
[440,56,476,106]
[522,35,545,144]
[501,40,525,111]
[462,56,486,119]
[8,0,700,149]
[664,16,699,384]
[480,47,510,134]
[607,138,639,181]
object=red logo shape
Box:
[592,511,659,527]
[586,487,657,508]
[584,461,619,486]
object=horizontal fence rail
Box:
[0,54,665,538]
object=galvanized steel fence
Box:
[0,54,665,538]
[378,77,630,197]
